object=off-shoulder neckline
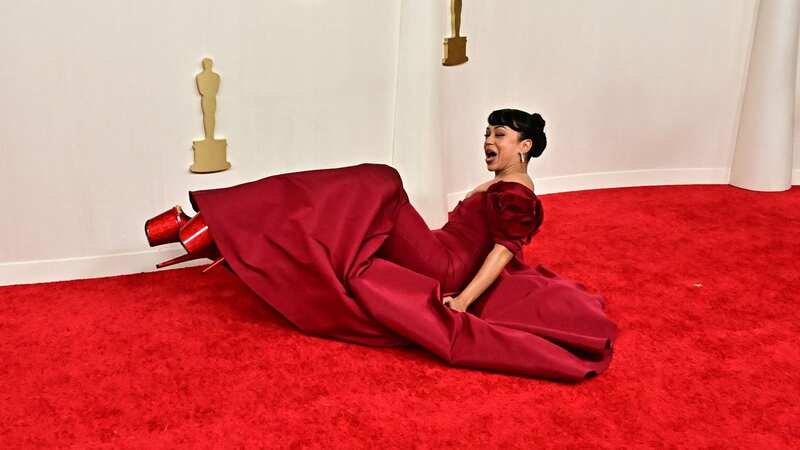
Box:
[463,180,536,202]
[487,180,536,197]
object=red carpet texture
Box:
[1,185,798,448]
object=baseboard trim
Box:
[0,248,209,287]
[446,167,736,209]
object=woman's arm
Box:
[445,243,514,312]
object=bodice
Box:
[434,181,543,290]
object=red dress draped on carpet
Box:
[188,163,617,381]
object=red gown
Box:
[188,163,617,382]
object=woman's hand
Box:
[443,295,470,313]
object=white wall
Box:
[0,0,401,282]
[730,0,800,192]
[441,0,760,200]
[2,0,796,286]
[391,0,448,228]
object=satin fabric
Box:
[189,163,617,381]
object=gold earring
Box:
[519,153,525,163]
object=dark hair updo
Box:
[487,108,547,160]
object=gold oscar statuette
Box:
[191,58,231,173]
[442,0,468,66]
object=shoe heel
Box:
[202,256,227,273]
[155,212,222,270]
[156,252,206,269]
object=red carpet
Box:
[1,185,798,448]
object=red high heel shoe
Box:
[144,205,191,247]
[155,212,226,273]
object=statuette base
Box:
[443,36,468,66]
[191,139,230,173]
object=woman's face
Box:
[484,125,531,170]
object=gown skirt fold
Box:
[189,163,617,382]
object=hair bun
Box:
[529,112,545,130]
[527,112,547,158]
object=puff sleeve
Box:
[485,182,543,255]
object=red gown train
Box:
[188,163,617,382]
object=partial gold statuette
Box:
[443,0,468,66]
[191,58,231,173]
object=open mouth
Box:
[485,150,497,164]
